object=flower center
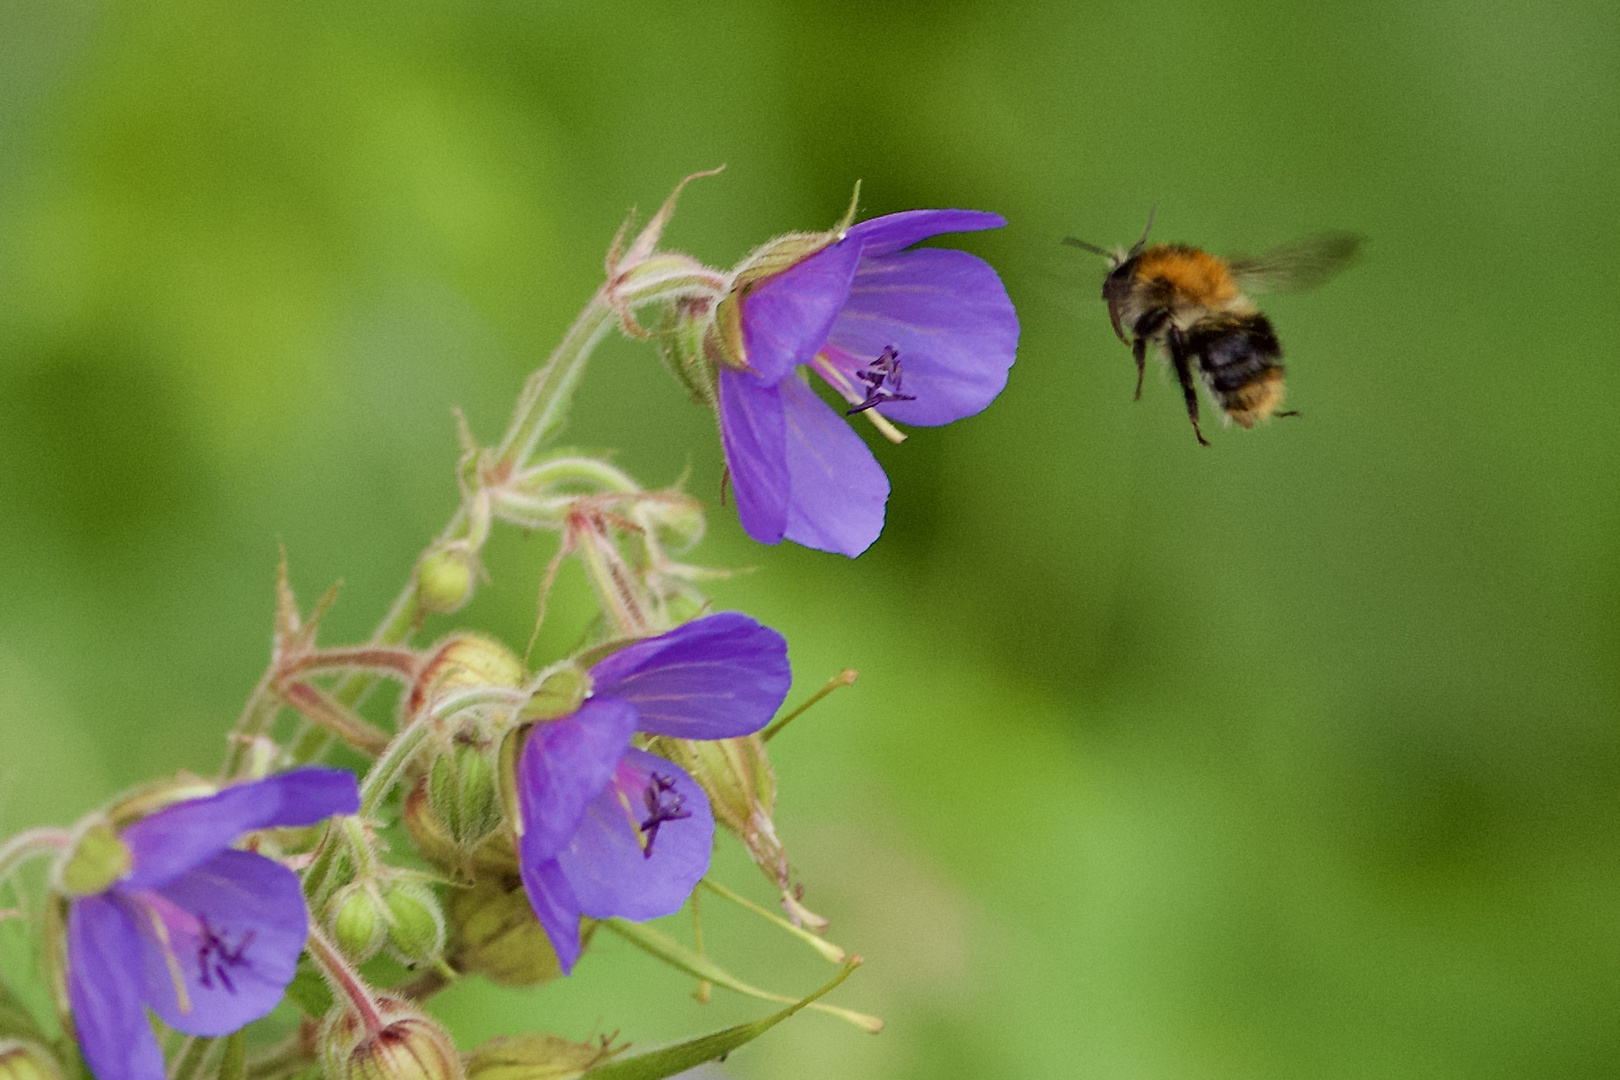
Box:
[196,915,255,994]
[844,346,916,415]
[638,773,691,860]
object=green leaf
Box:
[582,960,864,1080]
[601,920,881,1033]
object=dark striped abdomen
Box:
[1184,313,1287,427]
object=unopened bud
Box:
[322,1002,463,1080]
[53,821,131,897]
[416,548,476,616]
[381,883,445,964]
[0,1041,63,1080]
[445,882,566,988]
[328,884,388,963]
[407,636,525,718]
[427,741,502,849]
[402,782,518,883]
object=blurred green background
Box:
[2,0,1617,1076]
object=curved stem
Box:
[0,829,72,887]
[305,924,385,1036]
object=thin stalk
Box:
[0,829,72,886]
[761,669,858,743]
[304,924,385,1036]
[701,878,846,963]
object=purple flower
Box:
[515,613,791,973]
[66,769,360,1080]
[719,210,1019,557]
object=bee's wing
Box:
[1228,231,1363,294]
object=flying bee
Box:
[1065,211,1361,446]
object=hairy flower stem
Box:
[305,924,385,1036]
[220,291,620,781]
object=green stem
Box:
[761,669,858,743]
[168,1036,215,1080]
[496,290,617,471]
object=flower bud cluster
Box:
[0,168,1015,1080]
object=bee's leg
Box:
[1129,308,1170,403]
[1166,327,1209,447]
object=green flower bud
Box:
[402,781,518,884]
[322,1001,463,1080]
[445,882,567,988]
[53,821,131,897]
[416,548,476,616]
[0,1041,63,1080]
[406,635,525,719]
[381,883,445,964]
[427,741,502,849]
[328,884,388,963]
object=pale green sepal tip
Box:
[53,823,131,898]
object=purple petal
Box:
[69,897,167,1080]
[136,850,307,1036]
[778,374,889,557]
[518,856,585,975]
[588,613,791,739]
[823,247,1019,426]
[517,697,638,861]
[120,768,360,891]
[718,369,788,546]
[739,237,862,384]
[843,210,1006,258]
[555,750,714,923]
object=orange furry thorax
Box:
[1135,245,1239,307]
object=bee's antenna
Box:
[1129,203,1158,257]
[1061,236,1111,257]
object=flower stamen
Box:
[196,915,255,995]
[638,774,691,860]
[845,347,916,416]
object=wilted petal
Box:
[121,768,360,890]
[718,369,789,546]
[517,698,638,861]
[588,613,791,740]
[134,850,306,1036]
[777,374,889,557]
[823,247,1019,426]
[740,237,862,384]
[556,750,714,923]
[843,209,1005,258]
[69,897,166,1080]
[518,855,586,975]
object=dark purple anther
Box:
[845,346,917,415]
[195,916,255,994]
[638,773,692,859]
